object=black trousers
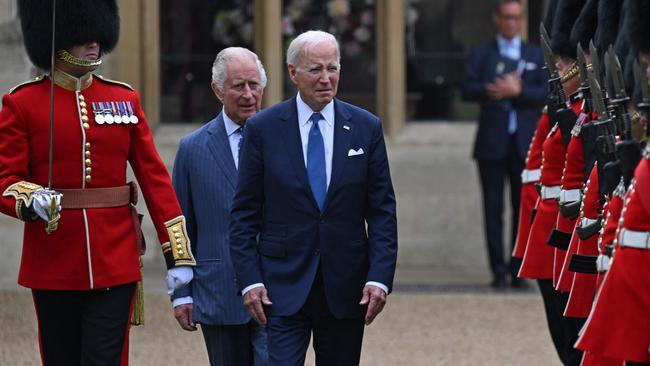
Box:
[537,279,584,366]
[32,282,136,366]
[266,268,365,366]
[201,320,267,366]
[477,134,525,278]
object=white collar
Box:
[222,108,242,136]
[296,92,334,127]
[496,34,521,48]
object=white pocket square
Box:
[348,148,364,156]
[525,62,538,71]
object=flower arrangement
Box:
[283,0,376,58]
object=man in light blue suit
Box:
[230,31,398,365]
[171,47,268,366]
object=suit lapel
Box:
[206,113,237,188]
[323,99,352,213]
[279,98,320,210]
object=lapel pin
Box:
[343,125,350,130]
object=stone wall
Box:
[0,0,35,100]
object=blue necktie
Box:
[237,126,245,155]
[307,112,326,211]
[236,125,245,169]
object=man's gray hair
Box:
[286,30,341,67]
[211,47,267,92]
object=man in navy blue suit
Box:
[462,0,547,289]
[230,30,398,365]
[171,47,268,366]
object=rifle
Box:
[540,23,577,147]
[588,71,619,201]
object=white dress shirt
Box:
[296,92,335,188]
[496,34,521,135]
[223,109,245,170]
[242,93,389,297]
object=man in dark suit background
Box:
[171,47,268,366]
[229,30,398,365]
[462,0,547,289]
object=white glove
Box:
[30,189,62,222]
[166,266,194,296]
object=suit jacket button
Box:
[314,249,320,256]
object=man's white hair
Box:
[286,30,341,67]
[211,47,267,92]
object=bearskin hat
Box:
[570,0,598,51]
[594,0,623,55]
[613,1,631,62]
[627,0,650,54]
[543,0,559,35]
[551,0,587,59]
[18,0,119,70]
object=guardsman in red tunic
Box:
[576,146,650,365]
[576,2,650,364]
[564,0,628,324]
[518,2,588,365]
[512,0,559,278]
[0,1,195,365]
[512,108,551,260]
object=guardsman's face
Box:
[70,42,100,60]
[555,56,574,75]
[213,56,264,126]
[493,2,523,40]
[288,41,340,112]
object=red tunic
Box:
[513,111,550,259]
[556,112,592,292]
[580,351,624,366]
[565,164,600,318]
[519,100,582,279]
[0,71,194,290]
[576,157,650,363]
[519,124,563,279]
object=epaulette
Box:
[94,74,134,90]
[9,75,46,94]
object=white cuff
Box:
[365,281,389,294]
[242,283,265,296]
[172,296,193,308]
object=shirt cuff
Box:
[242,283,265,296]
[172,296,193,308]
[365,281,389,294]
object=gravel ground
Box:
[0,289,561,366]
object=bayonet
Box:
[577,44,592,113]
[607,46,629,102]
[605,46,632,140]
[589,40,604,88]
[589,74,609,121]
[540,30,567,105]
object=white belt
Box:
[596,254,610,272]
[559,189,582,204]
[580,217,598,228]
[521,169,541,184]
[540,185,562,199]
[618,228,650,249]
